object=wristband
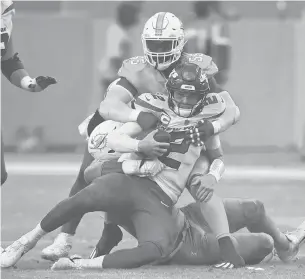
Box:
[212,121,221,134]
[208,158,225,182]
[20,76,35,91]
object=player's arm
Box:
[84,121,168,184]
[187,135,225,202]
[97,78,158,131]
[214,91,240,133]
[1,37,57,92]
[209,77,240,133]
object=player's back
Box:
[134,92,225,203]
[118,56,168,98]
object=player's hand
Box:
[138,130,170,158]
[29,76,57,92]
[185,119,215,145]
[188,174,216,202]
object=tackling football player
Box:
[51,201,305,270]
[1,62,246,268]
[1,0,57,185]
[41,12,240,261]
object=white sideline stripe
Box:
[6,162,305,180]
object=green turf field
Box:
[1,154,305,279]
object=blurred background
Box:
[1,0,305,159]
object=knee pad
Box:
[1,171,8,185]
[243,199,265,223]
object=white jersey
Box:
[1,0,14,58]
[134,92,226,203]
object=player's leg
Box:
[223,198,304,263]
[1,173,134,268]
[41,145,94,260]
[195,194,245,267]
[52,177,181,270]
[203,232,274,266]
[173,202,273,266]
[1,134,8,185]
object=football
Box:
[153,130,171,143]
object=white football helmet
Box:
[1,0,14,15]
[142,12,185,71]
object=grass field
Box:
[1,154,305,279]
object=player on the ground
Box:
[51,201,305,270]
[41,12,240,261]
[1,0,57,185]
[1,62,246,268]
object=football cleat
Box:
[1,235,37,268]
[89,223,123,259]
[41,233,72,261]
[277,221,305,263]
[218,236,245,268]
[51,257,82,271]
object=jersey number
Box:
[188,53,204,63]
[129,56,146,65]
[158,131,190,170]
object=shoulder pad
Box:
[118,56,147,78]
[134,93,166,114]
[182,53,218,78]
[201,92,226,118]
[1,0,14,16]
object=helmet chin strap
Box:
[155,60,158,70]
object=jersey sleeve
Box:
[117,56,147,97]
[133,93,166,115]
[183,53,218,78]
[201,92,226,120]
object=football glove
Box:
[185,119,215,146]
[24,76,57,92]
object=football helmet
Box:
[142,12,185,71]
[166,62,210,118]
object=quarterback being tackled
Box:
[41,12,240,262]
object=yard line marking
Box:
[5,162,305,180]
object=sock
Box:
[199,194,230,238]
[75,256,105,269]
[24,223,47,242]
[57,232,73,245]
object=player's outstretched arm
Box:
[1,38,57,92]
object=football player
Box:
[87,62,245,266]
[1,62,246,268]
[41,12,240,261]
[51,200,305,270]
[1,0,57,185]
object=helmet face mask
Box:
[142,12,185,71]
[167,63,210,118]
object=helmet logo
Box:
[181,84,195,91]
[155,12,168,36]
